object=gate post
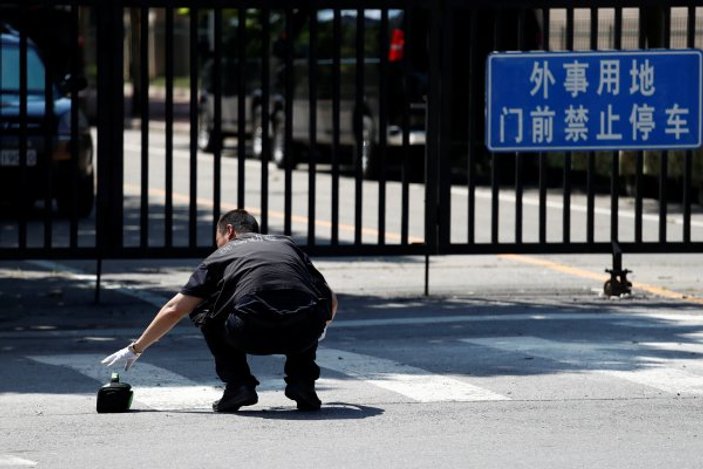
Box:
[95,0,125,257]
[94,1,125,302]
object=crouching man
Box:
[102,209,338,412]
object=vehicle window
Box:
[293,9,403,61]
[0,44,46,93]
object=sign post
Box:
[486,50,703,152]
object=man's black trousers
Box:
[200,307,327,388]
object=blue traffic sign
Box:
[486,50,703,152]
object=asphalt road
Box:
[2,253,703,468]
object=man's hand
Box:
[101,345,141,371]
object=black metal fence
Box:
[2,1,703,268]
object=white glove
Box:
[101,345,141,371]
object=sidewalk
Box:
[2,253,702,334]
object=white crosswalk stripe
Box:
[317,348,508,402]
[0,455,37,467]
[461,336,703,396]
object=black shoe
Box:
[212,384,258,412]
[284,383,321,411]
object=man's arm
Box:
[102,293,203,370]
[131,293,204,353]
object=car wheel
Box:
[252,106,264,159]
[272,113,297,170]
[357,115,378,180]
[198,109,218,153]
[57,171,94,218]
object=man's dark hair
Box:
[217,209,260,234]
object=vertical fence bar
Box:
[563,7,574,244]
[610,7,622,243]
[354,8,365,245]
[96,0,125,257]
[635,7,646,244]
[659,7,670,243]
[683,6,695,243]
[425,2,442,254]
[18,14,27,250]
[237,8,247,209]
[188,7,199,248]
[164,6,174,248]
[400,7,411,246]
[514,9,526,245]
[213,8,222,234]
[42,7,54,248]
[587,7,597,245]
[378,9,389,245]
[307,9,317,245]
[261,7,271,234]
[331,9,341,245]
[490,11,500,245]
[283,8,294,236]
[437,2,453,250]
[467,9,477,245]
[538,7,549,244]
[68,5,80,247]
[139,6,149,249]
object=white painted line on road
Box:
[461,336,703,396]
[318,348,509,402]
[28,354,221,411]
[0,455,37,467]
[455,186,703,228]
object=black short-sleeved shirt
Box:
[181,233,332,318]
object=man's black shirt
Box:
[181,233,332,322]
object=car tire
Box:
[356,115,378,180]
[198,109,218,153]
[272,113,297,170]
[251,106,264,159]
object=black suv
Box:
[0,28,94,217]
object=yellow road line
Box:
[499,253,703,305]
[123,183,424,243]
[124,183,700,304]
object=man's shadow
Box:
[130,403,384,420]
[234,402,384,421]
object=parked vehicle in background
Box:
[274,8,428,179]
[197,10,284,156]
[197,8,428,179]
[0,26,94,217]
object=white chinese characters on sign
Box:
[563,61,589,97]
[503,55,693,147]
[665,104,690,139]
[529,61,556,99]
[629,104,655,141]
[564,105,589,142]
[500,107,523,144]
[629,59,655,96]
[531,106,555,143]
[597,60,620,96]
